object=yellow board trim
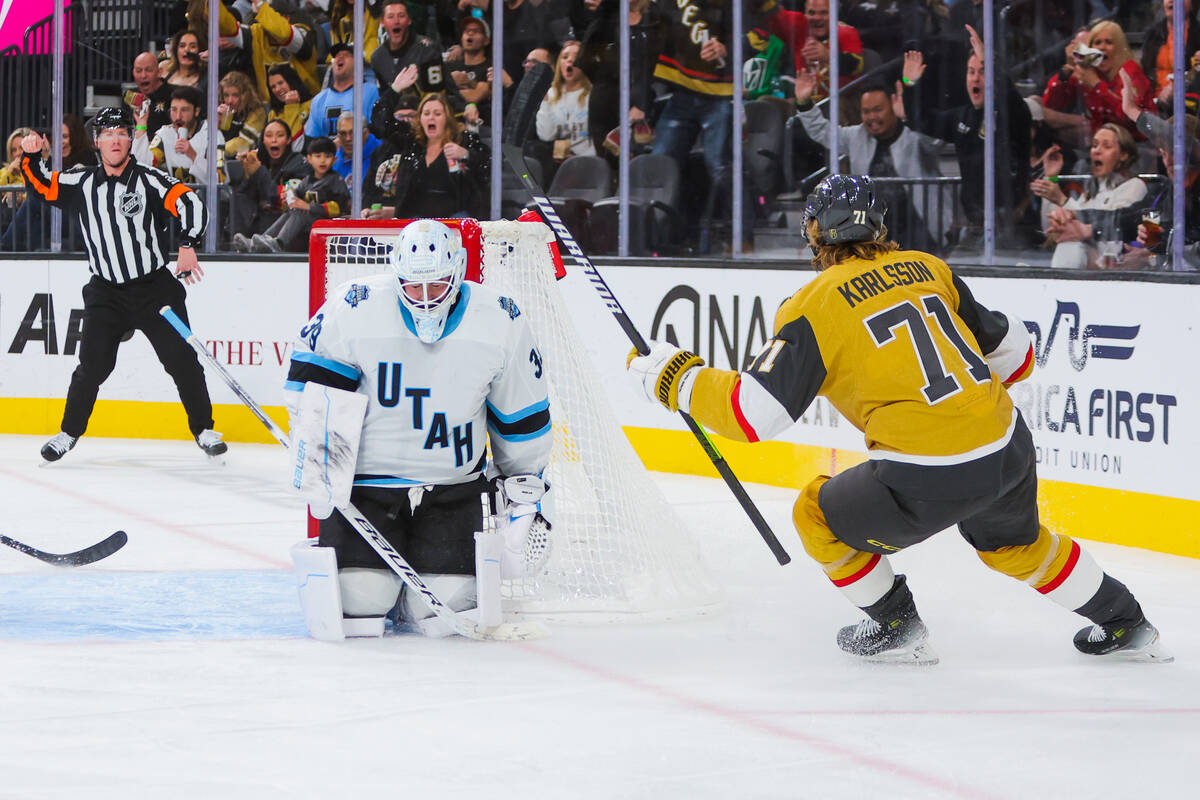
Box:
[624,426,1200,560]
[2,400,1194,559]
[0,397,286,444]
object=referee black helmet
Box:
[801,174,887,248]
[88,106,136,140]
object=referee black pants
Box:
[62,270,214,438]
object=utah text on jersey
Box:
[284,275,551,487]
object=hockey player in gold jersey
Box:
[627,174,1170,664]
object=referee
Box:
[20,106,227,462]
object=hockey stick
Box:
[503,145,791,565]
[1,531,127,567]
[158,306,547,642]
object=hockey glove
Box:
[494,475,554,578]
[626,340,704,413]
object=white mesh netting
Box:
[314,219,723,621]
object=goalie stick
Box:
[1,531,127,567]
[158,306,548,642]
[502,145,792,566]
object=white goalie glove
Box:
[492,474,554,578]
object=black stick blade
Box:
[0,531,128,567]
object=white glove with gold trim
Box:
[626,340,705,413]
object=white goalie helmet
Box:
[389,219,468,343]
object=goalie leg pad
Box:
[288,383,368,518]
[291,540,345,642]
[397,574,477,633]
[339,567,403,618]
[475,531,504,629]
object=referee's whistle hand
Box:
[174,247,203,285]
[20,132,47,155]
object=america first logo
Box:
[118,191,144,218]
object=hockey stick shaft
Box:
[1,531,127,567]
[158,307,540,641]
[503,146,791,565]
[160,307,289,444]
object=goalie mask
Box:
[389,219,468,343]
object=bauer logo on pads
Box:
[288,383,368,514]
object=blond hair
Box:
[1096,122,1139,176]
[218,70,262,111]
[805,219,899,270]
[1089,20,1135,77]
[6,127,33,156]
[548,42,591,106]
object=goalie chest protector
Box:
[291,275,551,487]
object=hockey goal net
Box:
[308,218,722,620]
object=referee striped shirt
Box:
[21,153,207,284]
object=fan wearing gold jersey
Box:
[627,174,1170,665]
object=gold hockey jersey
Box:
[689,250,1034,494]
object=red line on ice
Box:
[523,642,1002,800]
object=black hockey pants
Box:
[61,270,214,438]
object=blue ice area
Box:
[0,570,307,641]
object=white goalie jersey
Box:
[285,275,552,487]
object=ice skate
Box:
[837,615,939,665]
[837,574,939,665]
[1074,617,1173,663]
[195,429,228,458]
[40,432,77,463]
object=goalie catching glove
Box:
[626,341,705,413]
[493,474,554,578]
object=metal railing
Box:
[0,183,235,254]
[1,1,1194,271]
[867,175,960,255]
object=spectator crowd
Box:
[2,0,1197,269]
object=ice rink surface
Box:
[0,434,1195,800]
